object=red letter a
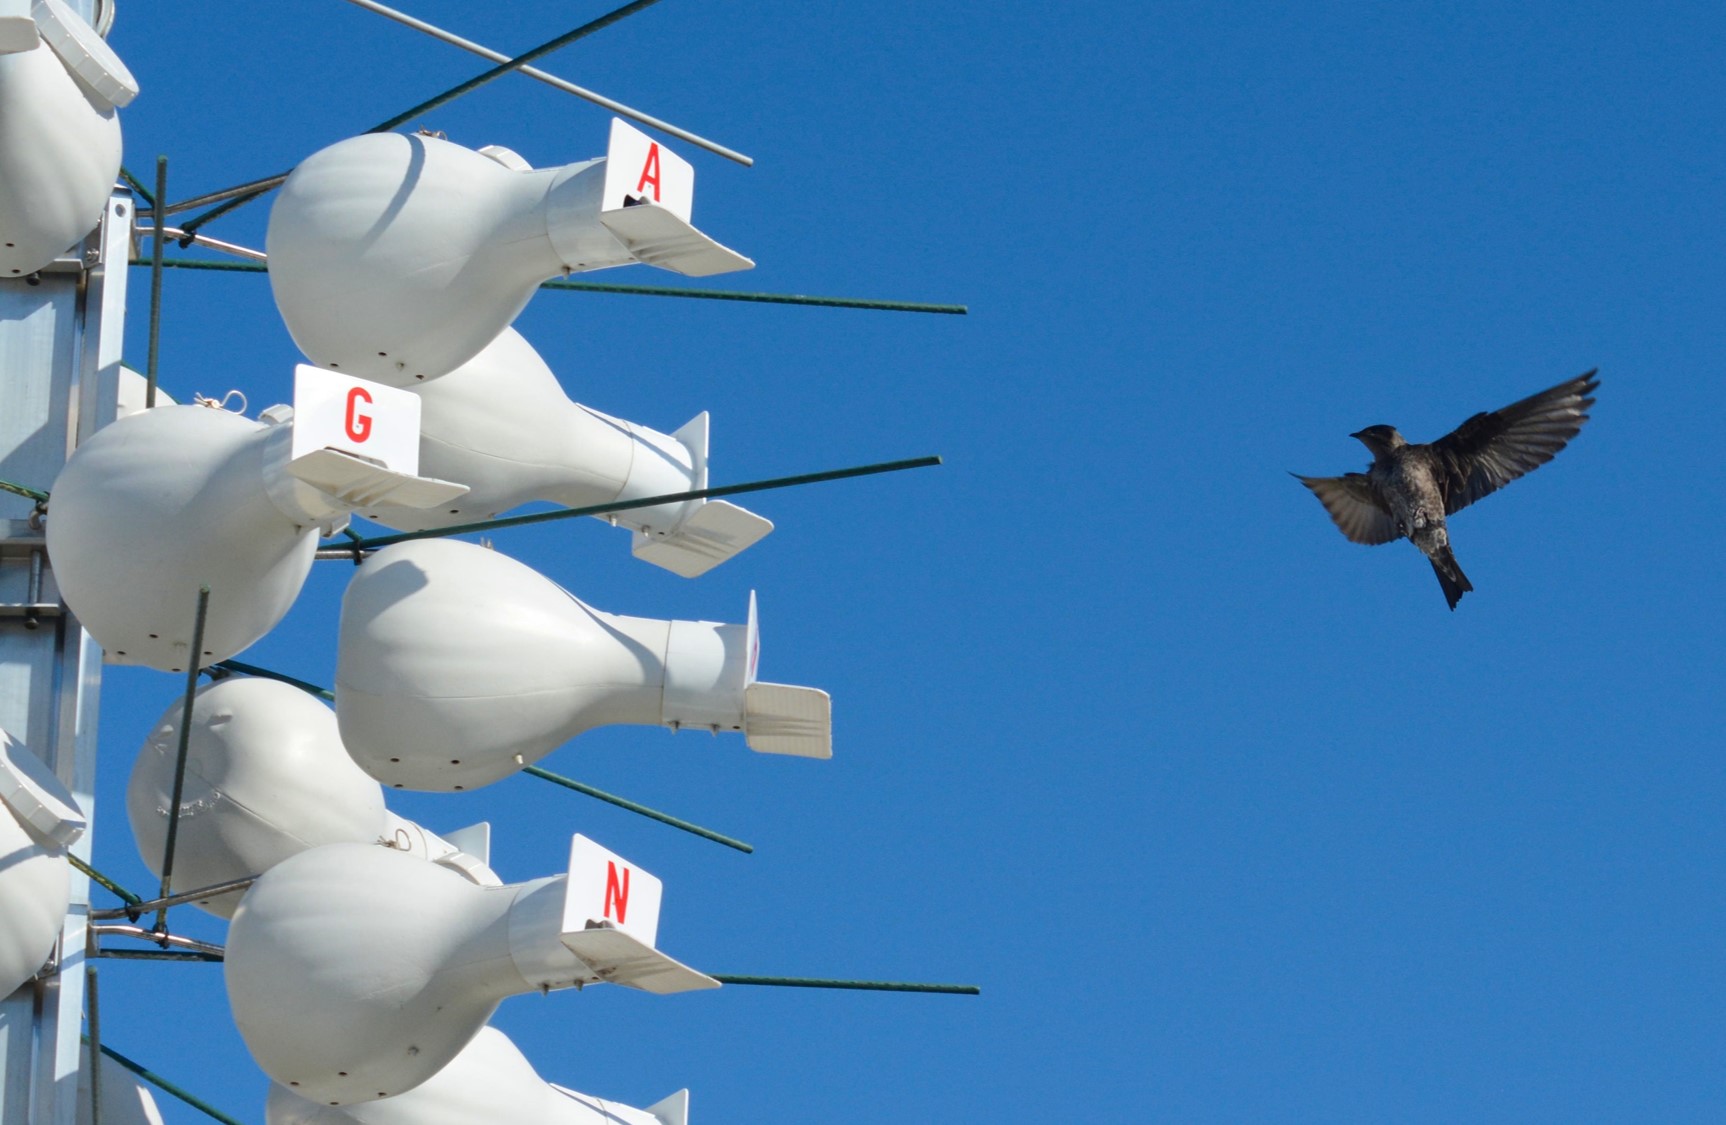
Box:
[635,144,662,201]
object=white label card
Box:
[562,833,665,948]
[290,365,422,475]
[602,117,695,223]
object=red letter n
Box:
[603,861,630,924]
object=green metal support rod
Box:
[145,156,166,409]
[205,664,752,852]
[712,975,981,995]
[523,766,753,853]
[210,658,333,701]
[154,585,211,934]
[83,1039,248,1125]
[175,0,667,239]
[89,950,223,963]
[340,455,943,553]
[0,477,48,503]
[131,257,967,314]
[540,278,968,315]
[68,855,144,910]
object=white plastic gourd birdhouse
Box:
[267,118,752,386]
[0,0,136,277]
[45,369,466,670]
[359,325,772,577]
[224,835,715,1106]
[264,1026,687,1125]
[334,538,831,793]
[126,677,496,917]
[0,726,84,996]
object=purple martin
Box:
[1295,371,1598,610]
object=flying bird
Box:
[1295,371,1598,610]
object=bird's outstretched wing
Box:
[1429,371,1598,515]
[1294,473,1399,545]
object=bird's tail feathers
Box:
[1429,546,1474,611]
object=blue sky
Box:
[67,0,1726,1120]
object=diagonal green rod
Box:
[523,766,752,853]
[711,975,981,995]
[118,165,155,209]
[341,455,942,552]
[145,156,167,409]
[539,278,969,315]
[89,949,224,963]
[176,0,667,240]
[211,658,333,701]
[86,966,103,1125]
[84,1039,247,1125]
[154,585,211,933]
[68,855,144,911]
[132,257,967,314]
[0,477,48,503]
[206,663,751,851]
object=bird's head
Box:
[1349,425,1406,456]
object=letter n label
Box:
[604,861,630,924]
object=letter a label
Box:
[636,144,662,202]
[602,117,695,222]
[565,833,666,947]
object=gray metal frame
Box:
[0,188,129,1125]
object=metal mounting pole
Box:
[0,185,129,1123]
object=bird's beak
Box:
[1348,429,1366,439]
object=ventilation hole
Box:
[449,759,460,765]
[337,1072,348,1077]
[453,785,465,791]
[392,783,403,788]
[148,633,158,639]
[389,757,400,763]
[288,1082,300,1087]
[448,509,460,514]
[415,374,424,380]
[170,667,182,672]
[329,362,339,368]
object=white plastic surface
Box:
[0,32,122,275]
[0,791,70,997]
[289,365,424,474]
[562,834,663,947]
[226,837,708,1106]
[597,202,753,278]
[77,1041,167,1125]
[126,678,497,918]
[631,499,774,578]
[46,405,320,670]
[744,682,834,759]
[266,125,749,385]
[264,1027,684,1125]
[336,539,826,791]
[48,399,457,670]
[0,0,38,54]
[600,117,694,220]
[0,725,86,844]
[30,0,136,106]
[114,365,175,416]
[283,448,467,512]
[359,326,771,575]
